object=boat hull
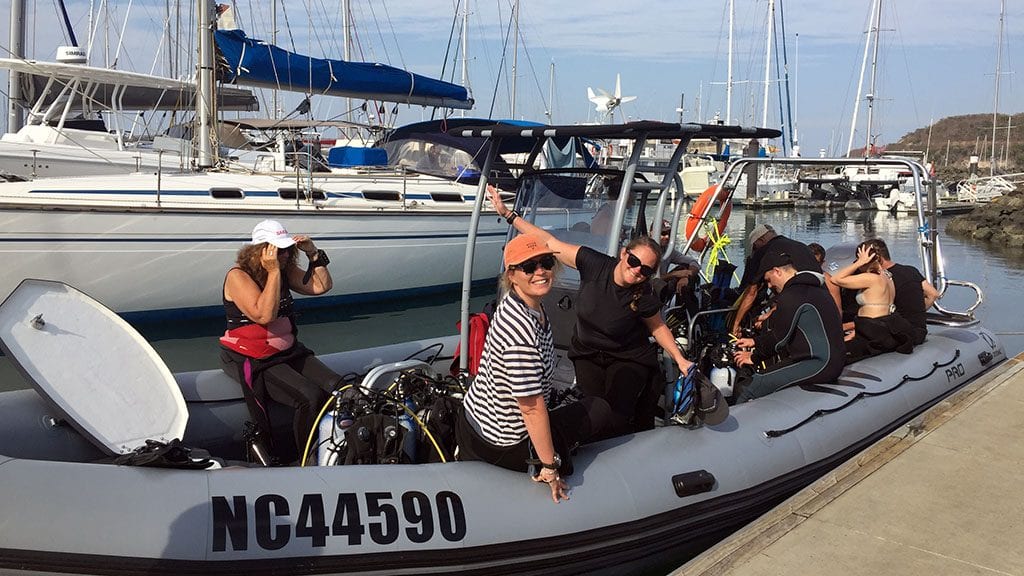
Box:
[0,173,507,320]
[0,325,1006,575]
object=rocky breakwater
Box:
[946,190,1024,248]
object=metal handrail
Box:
[716,156,949,294]
[686,307,734,352]
[933,279,984,318]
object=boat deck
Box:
[674,350,1024,576]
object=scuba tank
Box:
[708,342,737,398]
[317,392,354,466]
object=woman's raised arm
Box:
[488,185,581,269]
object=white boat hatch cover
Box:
[0,279,187,455]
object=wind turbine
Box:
[587,74,637,123]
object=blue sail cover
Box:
[214,29,473,110]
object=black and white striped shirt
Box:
[463,292,554,447]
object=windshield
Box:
[514,170,664,286]
[382,139,479,179]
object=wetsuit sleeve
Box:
[751,292,798,365]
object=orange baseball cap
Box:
[503,233,557,268]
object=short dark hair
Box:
[807,242,826,263]
[860,238,891,260]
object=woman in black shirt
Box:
[488,186,693,435]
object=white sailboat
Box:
[954,0,1012,205]
[701,0,798,201]
[0,2,519,322]
[0,55,259,179]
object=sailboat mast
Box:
[990,0,1005,176]
[272,0,278,119]
[794,32,799,150]
[510,0,519,119]
[546,61,555,123]
[761,0,775,129]
[343,0,353,120]
[197,0,215,168]
[846,0,878,157]
[460,3,469,118]
[863,0,882,156]
[726,0,734,124]
[7,0,25,132]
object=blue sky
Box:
[2,0,1020,156]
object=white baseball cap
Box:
[251,219,296,249]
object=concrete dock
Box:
[675,351,1024,576]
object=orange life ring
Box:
[685,185,732,252]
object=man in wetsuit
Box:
[732,250,846,402]
[731,224,820,335]
[860,238,940,345]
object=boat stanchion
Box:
[672,470,716,497]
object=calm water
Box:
[1,208,1021,390]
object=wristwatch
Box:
[310,249,330,266]
[302,249,331,285]
[541,453,562,470]
[505,210,520,225]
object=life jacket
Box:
[685,185,732,252]
[219,269,297,359]
[219,316,295,359]
[449,312,491,378]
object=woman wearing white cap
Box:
[219,219,338,464]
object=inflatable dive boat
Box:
[0,123,1006,575]
[0,279,1005,575]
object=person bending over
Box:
[831,243,914,363]
[457,234,613,503]
[489,185,692,435]
[219,219,339,463]
[732,251,845,402]
[731,224,819,336]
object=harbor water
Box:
[1,208,1022,390]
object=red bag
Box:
[450,313,491,377]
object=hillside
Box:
[891,113,1023,181]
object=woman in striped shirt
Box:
[488,186,694,436]
[457,234,612,503]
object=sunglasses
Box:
[512,254,556,275]
[625,250,656,277]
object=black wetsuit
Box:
[736,271,846,402]
[738,236,821,329]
